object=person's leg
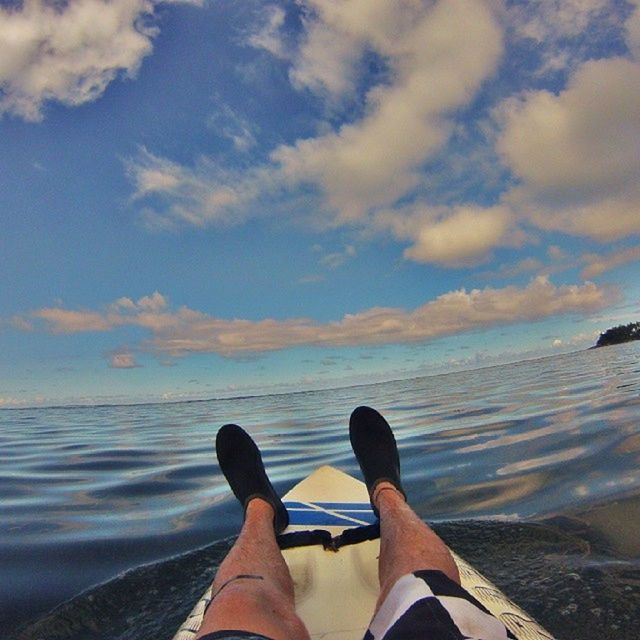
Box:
[351,407,514,639]
[195,497,309,640]
[370,484,513,639]
[194,423,309,640]
[348,406,460,609]
[372,482,459,611]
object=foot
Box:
[349,406,406,517]
[216,423,289,534]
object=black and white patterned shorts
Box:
[365,570,516,639]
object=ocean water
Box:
[1,343,639,639]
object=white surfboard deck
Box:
[172,466,554,640]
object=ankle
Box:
[245,497,275,522]
[372,482,405,511]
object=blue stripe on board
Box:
[289,510,375,527]
[284,500,376,526]
[284,501,372,511]
[288,510,376,526]
[315,502,372,511]
[284,501,311,509]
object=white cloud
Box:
[33,307,114,333]
[498,58,640,196]
[273,0,503,223]
[547,245,567,260]
[32,291,168,333]
[399,205,513,267]
[126,148,267,227]
[124,0,640,268]
[207,104,258,152]
[581,245,640,279]
[497,56,640,240]
[373,202,522,267]
[0,396,28,407]
[247,4,288,59]
[628,0,640,58]
[288,11,364,99]
[479,257,546,281]
[112,291,168,312]
[509,0,611,43]
[506,0,621,76]
[23,278,617,358]
[552,329,600,349]
[129,0,504,259]
[0,0,201,121]
[319,244,356,269]
[109,350,141,368]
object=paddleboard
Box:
[173,465,554,640]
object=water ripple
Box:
[1,343,640,635]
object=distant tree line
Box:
[595,322,640,347]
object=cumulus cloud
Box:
[33,307,114,333]
[373,203,518,267]
[581,246,640,279]
[0,0,199,121]
[129,0,504,262]
[288,9,364,99]
[32,292,168,333]
[498,57,640,197]
[113,291,168,312]
[404,205,513,266]
[109,350,141,368]
[497,53,640,240]
[22,279,616,358]
[123,0,639,267]
[273,0,503,223]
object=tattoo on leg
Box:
[204,574,265,613]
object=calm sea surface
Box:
[2,344,640,639]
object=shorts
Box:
[201,570,515,640]
[365,570,516,639]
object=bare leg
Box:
[373,482,460,612]
[195,499,310,640]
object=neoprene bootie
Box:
[349,405,407,517]
[216,423,289,534]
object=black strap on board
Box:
[277,522,380,552]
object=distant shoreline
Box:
[594,322,640,348]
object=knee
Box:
[212,580,276,614]
[208,580,308,639]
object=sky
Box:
[1,0,640,408]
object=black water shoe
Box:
[216,423,289,534]
[349,406,407,517]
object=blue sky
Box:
[1,0,640,407]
